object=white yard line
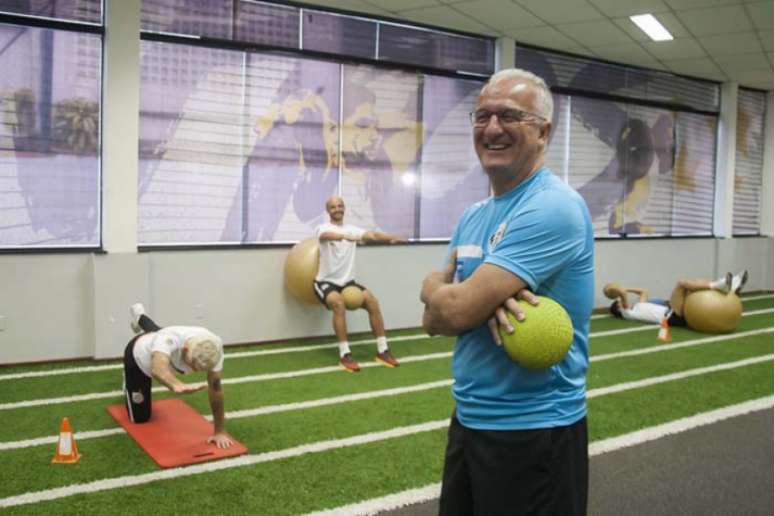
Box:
[5,312,774,410]
[590,327,774,362]
[307,393,774,516]
[0,333,439,381]
[0,352,454,411]
[587,354,774,398]
[4,303,773,382]
[0,419,450,509]
[0,379,454,451]
[5,335,774,450]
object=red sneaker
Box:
[339,353,360,373]
[375,350,400,368]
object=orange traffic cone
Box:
[657,318,672,343]
[52,417,81,464]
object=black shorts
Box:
[439,413,588,516]
[123,335,152,423]
[667,309,687,327]
[313,279,366,307]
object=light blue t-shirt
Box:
[448,168,594,430]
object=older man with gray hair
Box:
[421,68,594,515]
[123,303,233,449]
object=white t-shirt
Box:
[620,302,669,324]
[133,326,224,377]
[315,222,365,286]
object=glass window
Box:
[517,45,719,237]
[0,24,102,248]
[733,88,765,235]
[379,24,494,76]
[302,10,375,59]
[516,45,720,114]
[0,0,102,24]
[141,0,234,39]
[236,0,299,48]
[419,74,488,239]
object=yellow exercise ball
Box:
[682,290,742,334]
[342,286,364,310]
[284,238,319,305]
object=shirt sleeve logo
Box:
[488,222,507,251]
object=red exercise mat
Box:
[107,398,248,468]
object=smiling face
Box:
[473,78,551,194]
[325,196,345,224]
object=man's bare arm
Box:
[422,263,527,336]
[361,230,406,244]
[318,232,358,242]
[150,353,204,395]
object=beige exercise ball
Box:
[342,286,364,310]
[682,290,742,334]
[284,238,319,305]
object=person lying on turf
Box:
[603,270,747,325]
[122,303,233,449]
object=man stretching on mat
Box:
[122,303,234,449]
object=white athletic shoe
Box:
[130,303,146,334]
[732,270,749,294]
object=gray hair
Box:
[485,68,554,123]
[187,334,223,371]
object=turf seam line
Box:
[4,304,772,382]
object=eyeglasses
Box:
[469,108,546,127]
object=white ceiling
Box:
[300,0,774,90]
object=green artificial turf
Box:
[2,292,773,514]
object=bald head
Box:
[325,196,345,224]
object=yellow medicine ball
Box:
[498,296,574,369]
[342,286,364,310]
[284,238,320,305]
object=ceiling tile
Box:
[662,57,726,79]
[732,67,774,88]
[643,37,707,59]
[509,25,591,53]
[699,31,762,56]
[663,0,742,8]
[714,52,771,73]
[675,6,753,36]
[613,13,690,42]
[398,5,496,34]
[513,0,604,24]
[746,2,774,30]
[759,29,774,52]
[452,0,543,31]
[587,0,670,18]
[589,42,665,68]
[556,19,633,47]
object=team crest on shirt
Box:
[488,222,507,251]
